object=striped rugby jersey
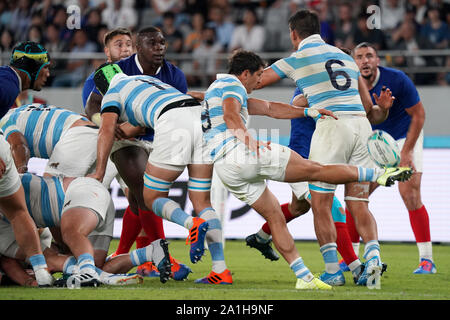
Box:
[270,34,365,114]
[202,73,248,161]
[0,104,86,158]
[100,74,193,128]
[20,173,65,228]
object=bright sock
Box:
[129,239,167,267]
[261,203,295,235]
[335,222,360,266]
[357,167,384,182]
[290,257,314,282]
[29,254,48,272]
[198,207,227,273]
[363,240,380,261]
[409,205,431,242]
[77,253,97,276]
[152,198,194,229]
[139,208,165,242]
[62,256,77,275]
[136,235,151,249]
[256,230,271,242]
[116,206,141,254]
[320,243,340,274]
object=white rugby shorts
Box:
[214,142,291,205]
[396,129,424,173]
[308,114,375,192]
[149,105,211,168]
[0,134,22,197]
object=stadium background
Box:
[1,0,449,242]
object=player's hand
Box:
[373,86,395,110]
[305,108,338,120]
[400,149,415,172]
[86,172,104,182]
[248,139,271,157]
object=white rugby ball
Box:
[367,130,401,168]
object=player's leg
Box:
[399,172,435,273]
[187,163,231,284]
[210,168,228,247]
[251,186,331,290]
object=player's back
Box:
[0,104,85,158]
[203,74,249,161]
[272,35,364,114]
[20,173,65,228]
[102,74,193,129]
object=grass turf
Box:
[0,239,449,301]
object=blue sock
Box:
[130,247,150,267]
[198,207,226,273]
[63,256,77,274]
[290,257,314,281]
[153,197,192,229]
[29,254,47,271]
[77,253,96,275]
[364,240,380,260]
[357,167,381,182]
[320,243,340,274]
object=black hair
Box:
[228,50,265,76]
[288,9,320,39]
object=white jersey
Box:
[101,74,194,129]
[20,173,65,228]
[0,104,85,158]
[203,74,249,161]
[270,34,364,114]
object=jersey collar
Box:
[371,67,381,88]
[135,54,161,75]
[297,34,324,50]
[216,73,243,85]
[9,66,23,91]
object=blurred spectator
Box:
[182,0,209,21]
[184,11,205,53]
[380,0,406,31]
[150,0,189,27]
[0,27,13,64]
[410,0,429,26]
[420,6,448,49]
[84,8,105,49]
[191,26,223,86]
[206,5,235,51]
[52,29,97,87]
[30,10,45,29]
[391,20,438,85]
[315,0,334,45]
[229,8,265,53]
[8,0,33,42]
[51,5,73,47]
[334,2,357,49]
[353,12,387,51]
[102,0,138,31]
[160,11,184,54]
[27,25,43,43]
[44,23,66,53]
[0,0,13,27]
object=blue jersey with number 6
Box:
[270,34,364,114]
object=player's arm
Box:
[187,91,205,101]
[401,101,425,169]
[116,122,146,139]
[247,97,336,120]
[85,91,103,126]
[359,77,394,125]
[255,67,282,90]
[88,112,119,182]
[0,256,37,287]
[6,131,30,173]
[223,97,269,155]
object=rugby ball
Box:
[367,130,401,168]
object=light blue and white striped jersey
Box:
[20,173,66,228]
[203,74,249,161]
[271,34,364,114]
[0,104,85,158]
[101,74,193,128]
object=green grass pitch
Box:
[0,239,449,301]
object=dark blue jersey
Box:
[288,87,316,159]
[0,66,21,118]
[370,66,421,140]
[82,54,188,141]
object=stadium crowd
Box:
[0,0,449,87]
